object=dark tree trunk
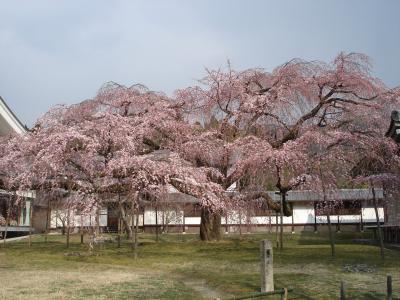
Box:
[371,184,385,260]
[200,207,221,241]
[61,221,66,235]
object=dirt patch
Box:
[183,279,222,299]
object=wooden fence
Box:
[339,275,398,300]
[223,287,293,300]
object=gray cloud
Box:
[1,0,399,126]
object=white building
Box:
[49,188,384,234]
[0,96,34,236]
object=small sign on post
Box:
[260,239,274,293]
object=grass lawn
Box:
[1,231,399,299]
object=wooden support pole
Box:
[80,215,84,244]
[372,185,385,260]
[225,214,229,234]
[45,198,51,243]
[95,207,100,235]
[182,208,186,234]
[142,210,145,233]
[3,194,11,247]
[313,202,318,233]
[340,281,346,300]
[387,275,392,300]
[268,214,272,233]
[134,209,139,259]
[66,209,70,249]
[279,194,284,250]
[275,213,279,248]
[280,288,288,300]
[360,209,364,232]
[239,210,242,236]
[155,205,159,242]
[28,199,34,248]
[291,205,295,234]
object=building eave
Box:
[0,96,27,135]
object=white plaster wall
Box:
[313,209,383,224]
[144,209,183,225]
[250,216,278,225]
[48,204,385,228]
[293,204,315,224]
[362,207,384,222]
[185,217,201,225]
[50,208,107,228]
[19,200,31,226]
[316,215,361,224]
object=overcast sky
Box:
[1,0,399,126]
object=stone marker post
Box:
[260,239,274,292]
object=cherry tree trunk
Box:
[200,207,221,241]
[118,203,133,239]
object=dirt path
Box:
[183,279,222,300]
[1,234,30,243]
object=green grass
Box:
[1,231,399,299]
